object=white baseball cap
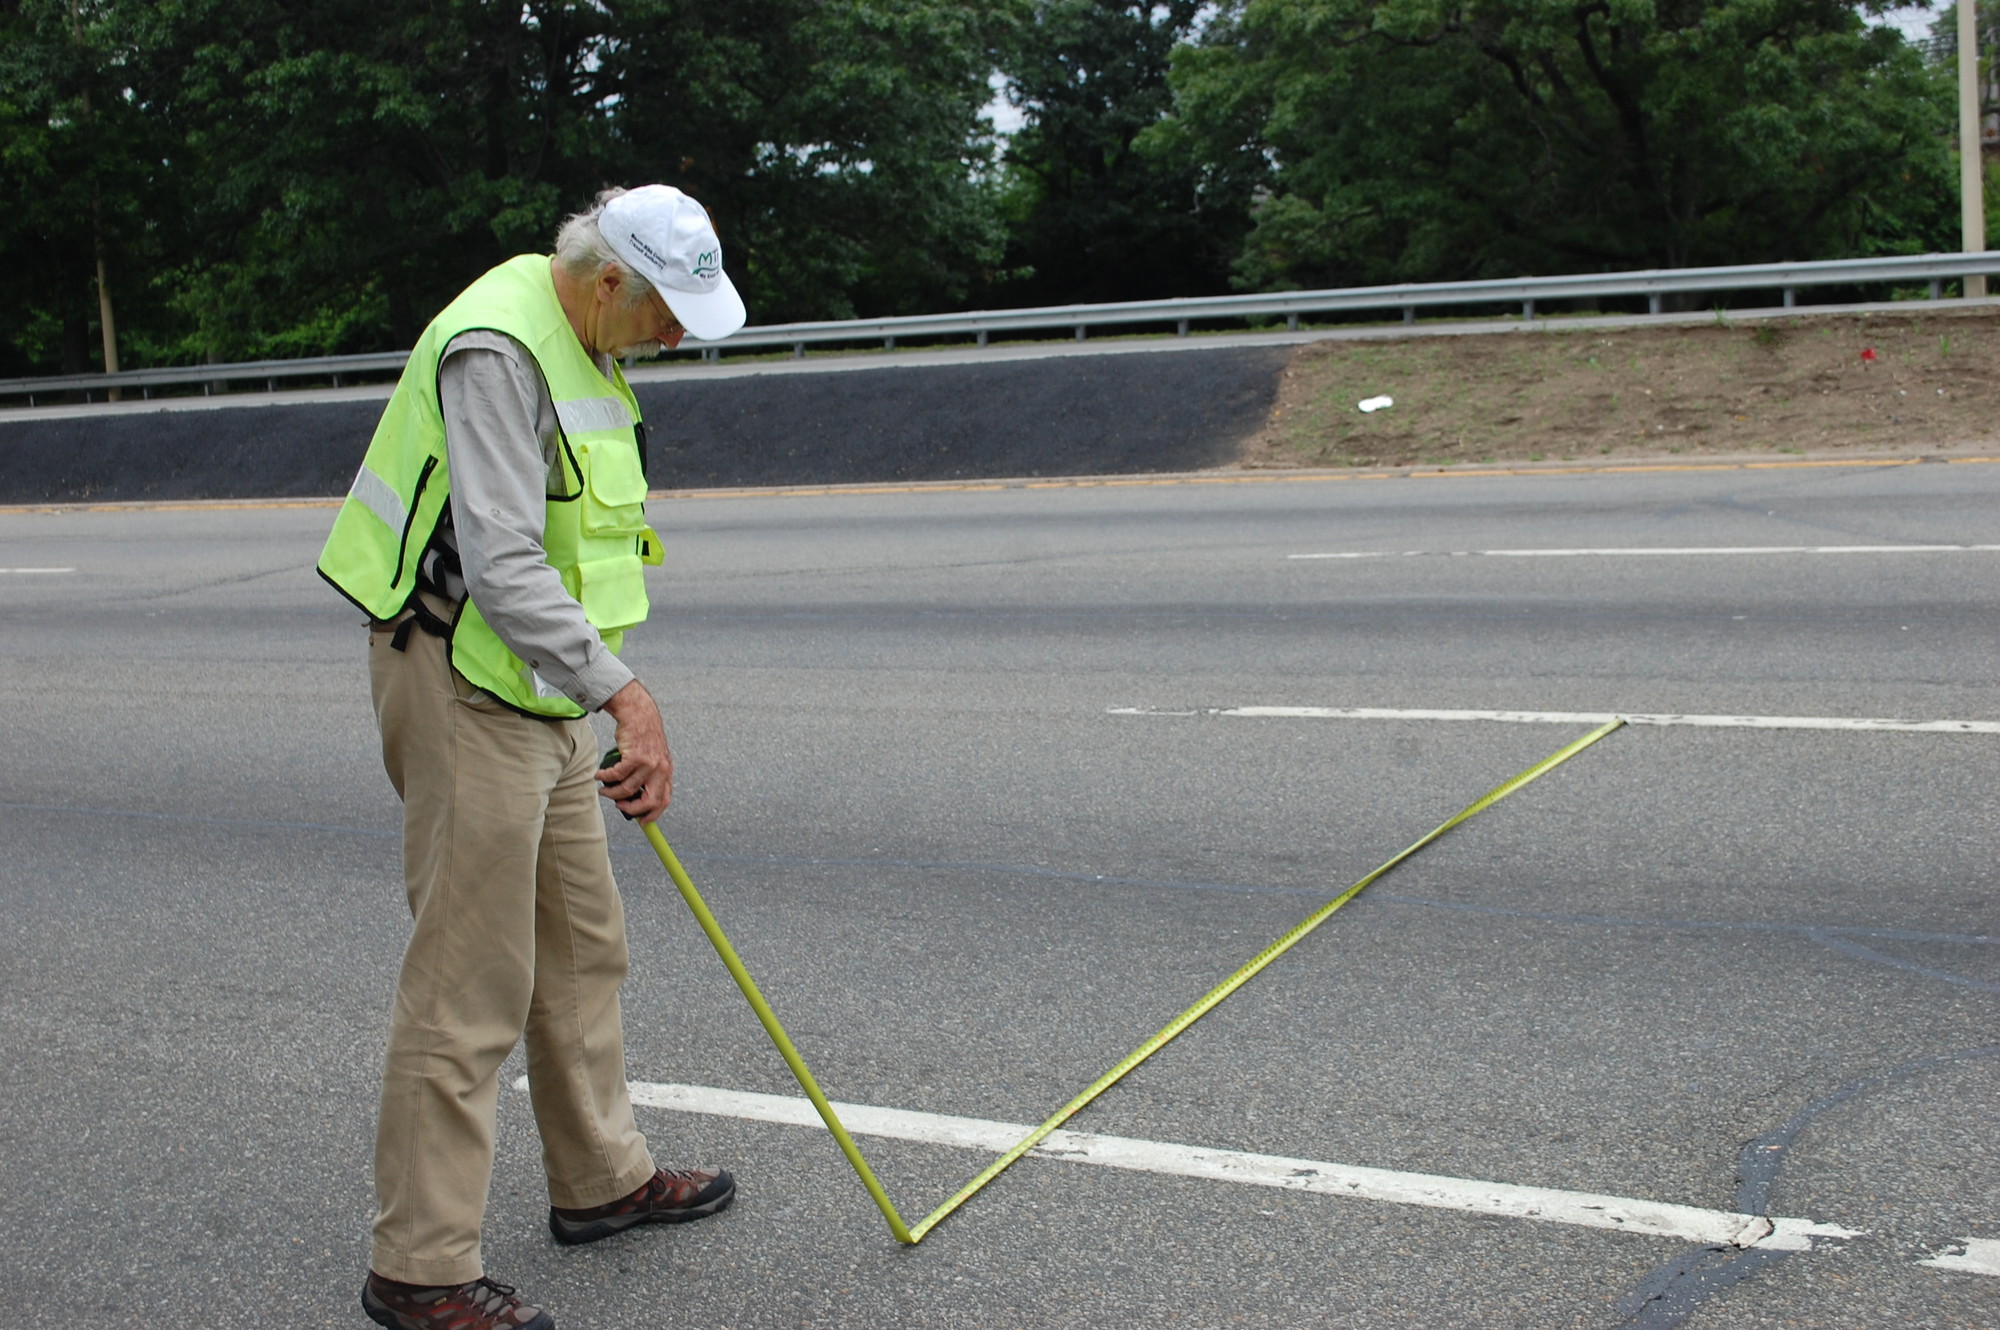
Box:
[598,184,746,341]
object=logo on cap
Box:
[626,234,672,270]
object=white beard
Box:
[614,340,664,361]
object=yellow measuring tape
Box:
[640,717,1625,1244]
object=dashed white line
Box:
[1288,545,2000,560]
[0,567,74,574]
[1107,706,2000,734]
[534,1077,1862,1252]
[1920,1237,2000,1276]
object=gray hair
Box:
[553,187,657,307]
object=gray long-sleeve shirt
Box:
[432,330,637,711]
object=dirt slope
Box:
[1241,307,2000,469]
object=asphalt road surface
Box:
[2,459,1996,1329]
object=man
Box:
[317,184,746,1330]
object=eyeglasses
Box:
[650,294,685,337]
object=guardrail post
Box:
[1648,294,1662,315]
[1075,325,1086,341]
[1782,287,1795,308]
[1177,318,1189,337]
[1522,298,1535,319]
[1287,313,1299,331]
[884,335,895,350]
[792,342,804,359]
[1930,278,1943,300]
[976,330,988,347]
[1403,307,1414,324]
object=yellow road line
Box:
[0,496,343,516]
[3,455,1991,516]
[642,455,1996,502]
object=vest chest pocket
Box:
[576,438,648,536]
[572,553,649,634]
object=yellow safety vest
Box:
[316,254,662,718]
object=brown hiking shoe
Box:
[547,1166,736,1245]
[361,1272,554,1330]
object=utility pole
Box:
[1961,0,1988,298]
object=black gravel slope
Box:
[631,346,1288,488]
[0,345,1288,504]
[0,399,390,505]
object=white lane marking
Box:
[1107,706,2000,735]
[1920,1237,2000,1277]
[1758,1216,1871,1252]
[0,567,74,574]
[523,1076,1862,1250]
[1289,545,2000,559]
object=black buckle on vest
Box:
[388,596,454,653]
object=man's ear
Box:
[597,263,625,304]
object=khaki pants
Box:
[367,612,654,1286]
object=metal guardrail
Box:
[7,251,1999,404]
[0,351,410,404]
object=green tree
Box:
[152,0,619,359]
[601,0,1020,322]
[1156,0,1958,292]
[0,0,180,375]
[990,0,1251,306]
[0,0,1016,371]
[0,0,623,368]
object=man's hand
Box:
[598,679,672,823]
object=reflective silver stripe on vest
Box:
[348,464,409,533]
[555,395,634,436]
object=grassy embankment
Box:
[1243,307,2000,468]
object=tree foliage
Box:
[0,0,1962,373]
[0,0,181,372]
[989,0,1251,305]
[1155,0,1958,291]
[0,0,1015,372]
[605,0,1019,322]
